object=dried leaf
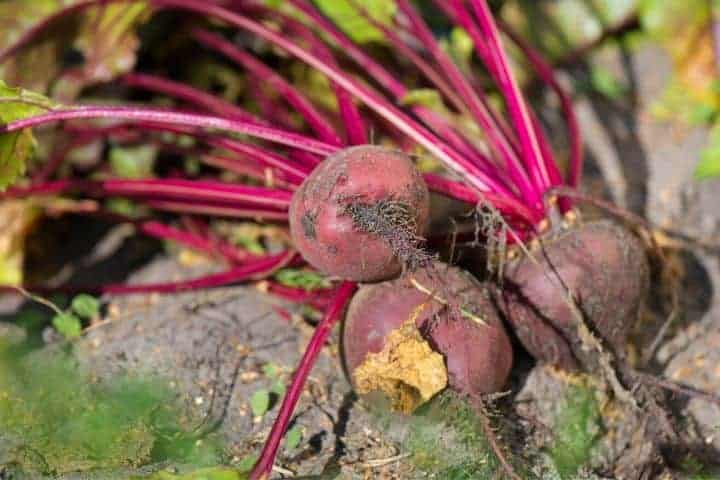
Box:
[0,0,78,93]
[354,314,447,414]
[82,4,149,87]
[0,0,150,98]
[0,200,41,284]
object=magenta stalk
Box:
[467,0,552,196]
[150,0,520,201]
[275,11,368,145]
[0,105,338,156]
[396,0,539,206]
[2,251,297,296]
[423,173,538,226]
[190,28,343,147]
[122,72,268,125]
[496,20,583,190]
[250,281,356,480]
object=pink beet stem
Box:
[84,211,255,264]
[497,19,583,191]
[289,0,485,156]
[151,0,519,200]
[122,72,268,125]
[4,181,291,221]
[52,119,306,186]
[198,154,296,189]
[143,200,289,221]
[349,0,465,112]
[121,121,318,183]
[288,150,322,169]
[190,28,343,147]
[284,0,521,198]
[250,281,356,479]
[335,86,367,145]
[4,178,293,210]
[435,1,521,148]
[264,282,334,311]
[203,136,311,183]
[287,0,405,95]
[0,105,338,156]
[345,1,516,191]
[398,0,541,206]
[2,251,296,296]
[137,219,253,264]
[245,75,300,132]
[277,13,368,145]
[468,0,553,198]
[527,111,572,214]
[395,0,539,207]
[423,172,538,225]
[96,178,293,208]
[346,2,509,175]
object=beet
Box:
[496,219,649,370]
[289,145,430,282]
[342,262,513,399]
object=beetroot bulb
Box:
[342,262,513,402]
[289,145,430,282]
[494,218,649,370]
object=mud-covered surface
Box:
[2,43,720,479]
[75,272,385,478]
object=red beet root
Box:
[289,145,430,282]
[496,219,649,370]
[342,263,513,398]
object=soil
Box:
[2,42,720,479]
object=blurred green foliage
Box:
[274,268,330,291]
[392,393,509,479]
[548,384,601,478]
[109,144,158,179]
[0,341,226,475]
[315,0,397,44]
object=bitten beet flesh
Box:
[342,262,513,396]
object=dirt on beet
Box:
[289,145,430,282]
[495,218,649,370]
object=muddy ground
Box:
[2,43,720,479]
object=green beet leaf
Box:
[0,80,56,190]
[315,0,396,44]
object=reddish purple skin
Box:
[289,145,429,282]
[497,220,649,370]
[342,263,513,396]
